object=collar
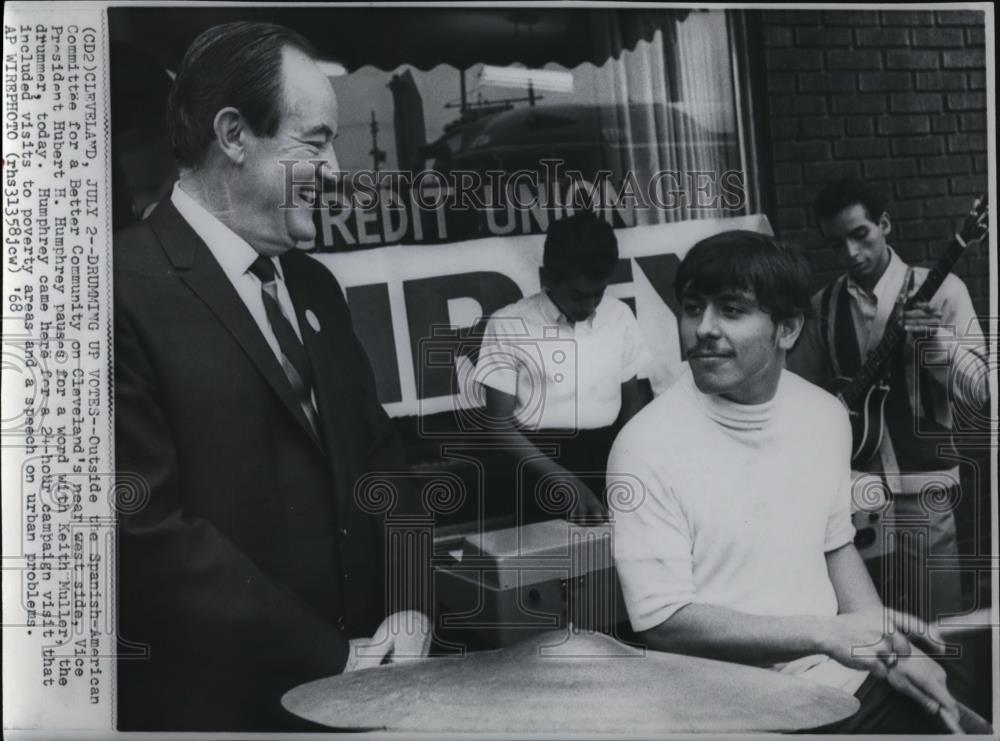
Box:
[684,363,780,433]
[538,290,601,329]
[171,182,283,282]
[846,247,906,306]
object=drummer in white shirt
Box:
[475,211,654,522]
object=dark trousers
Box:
[813,673,952,734]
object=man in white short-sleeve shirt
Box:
[476,211,653,521]
[609,230,962,733]
[478,290,651,430]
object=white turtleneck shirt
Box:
[609,364,864,690]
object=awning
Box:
[109,6,689,73]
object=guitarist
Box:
[788,178,989,623]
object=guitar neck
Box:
[839,234,967,407]
[908,235,966,306]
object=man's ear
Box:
[878,211,892,238]
[212,107,246,165]
[776,313,805,351]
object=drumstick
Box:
[937,705,963,735]
[900,610,993,733]
[903,608,992,654]
[935,609,992,638]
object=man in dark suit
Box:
[114,22,429,731]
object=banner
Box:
[314,213,773,417]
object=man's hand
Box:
[885,644,962,732]
[901,301,945,337]
[819,609,913,679]
[343,636,377,673]
[821,608,962,729]
[565,476,607,524]
[342,610,431,673]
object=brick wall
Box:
[758,9,989,316]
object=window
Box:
[318,9,758,249]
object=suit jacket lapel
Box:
[146,199,324,451]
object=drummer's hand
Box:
[342,610,431,673]
[821,609,912,679]
[566,479,607,525]
[885,644,961,732]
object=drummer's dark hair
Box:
[167,22,318,168]
[543,211,618,282]
[675,230,813,321]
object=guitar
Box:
[829,196,989,467]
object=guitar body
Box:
[827,377,896,561]
[827,376,890,467]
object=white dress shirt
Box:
[476,291,653,430]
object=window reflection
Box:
[321,10,751,250]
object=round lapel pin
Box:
[305,309,321,333]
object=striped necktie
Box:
[249,256,321,438]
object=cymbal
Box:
[283,630,859,732]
